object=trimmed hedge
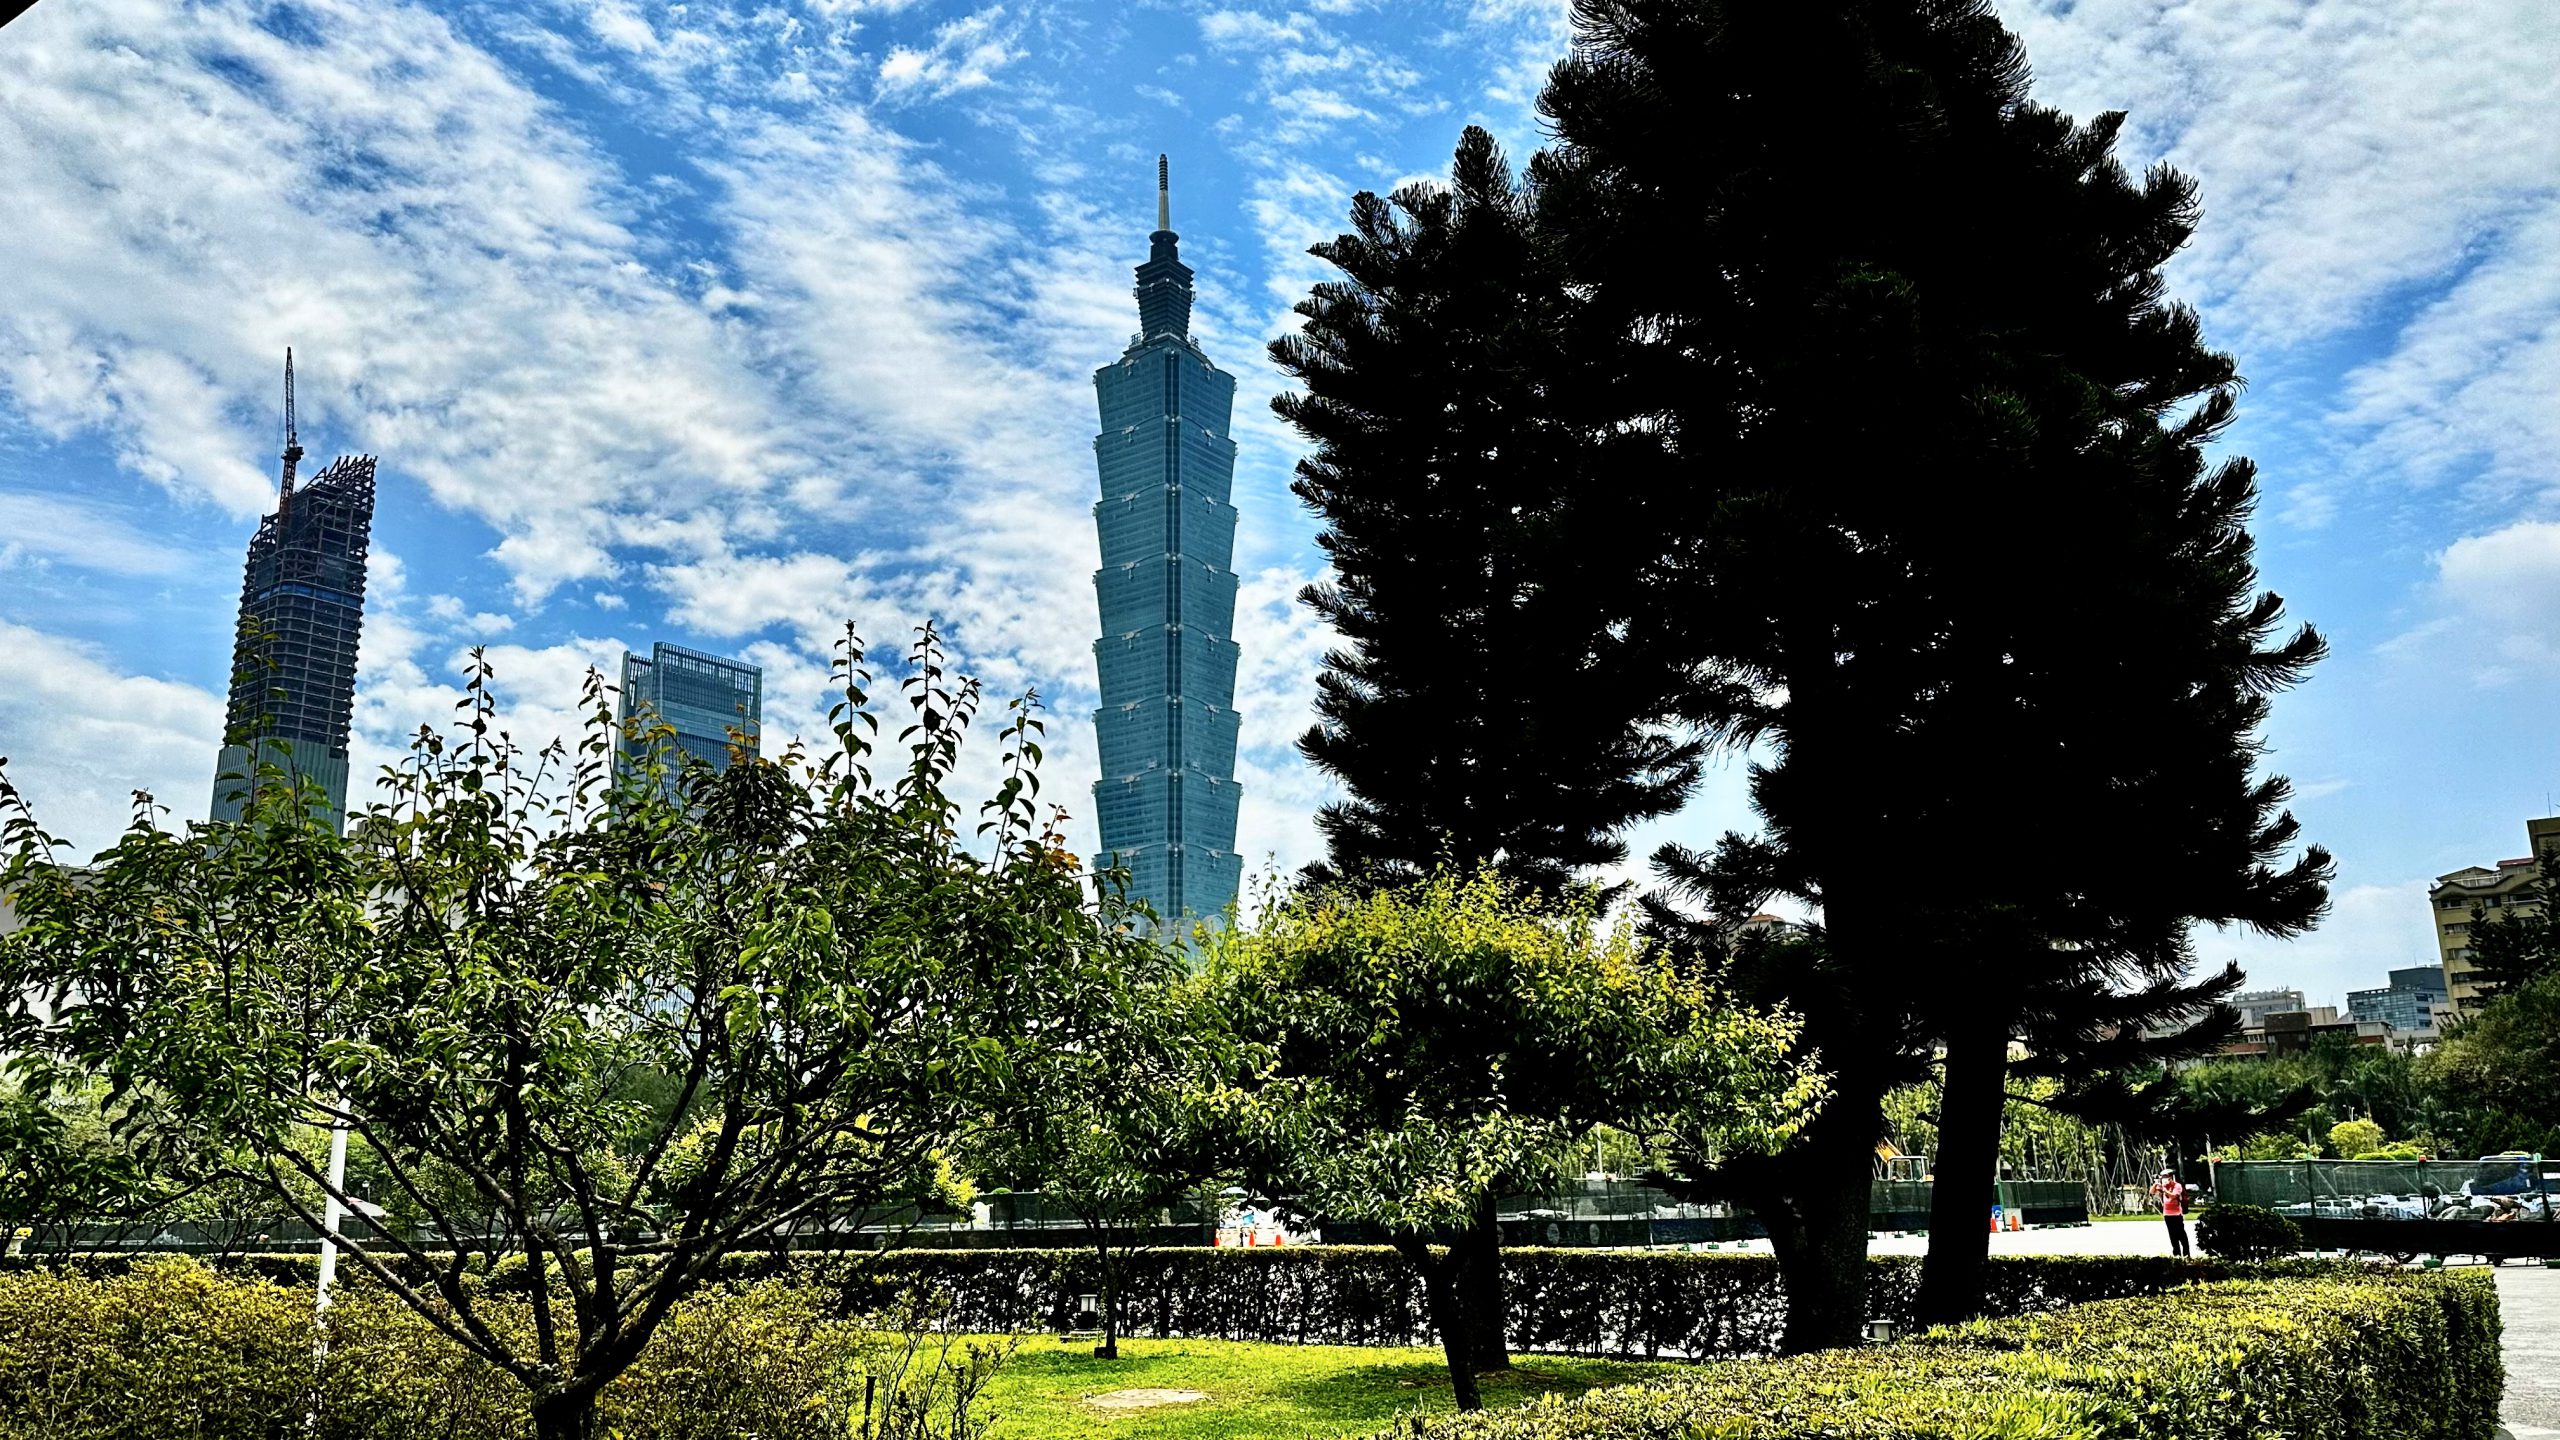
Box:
[1,1247,2349,1361]
[0,1259,2493,1440]
[0,1258,895,1440]
[1370,1271,2504,1439]
[740,1248,2368,1359]
[2197,1203,2306,1262]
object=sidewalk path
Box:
[2498,1264,2559,1440]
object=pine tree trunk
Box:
[1915,1017,2012,1327]
[1454,1195,1511,1372]
[1759,1141,1877,1354]
[1730,1065,1894,1355]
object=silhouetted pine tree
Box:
[1540,0,2330,1339]
[1273,126,1701,895]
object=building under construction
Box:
[210,352,376,832]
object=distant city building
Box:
[615,643,762,788]
[2230,988,2309,1029]
[1088,156,1243,932]
[210,351,375,833]
[2261,1007,2391,1056]
[2347,964,2451,1039]
[2428,814,2560,1012]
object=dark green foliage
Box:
[1272,126,1700,895]
[1536,0,2329,1333]
[7,1248,2344,1363]
[2175,1026,2559,1162]
[2427,969,2560,1152]
[2195,1204,2304,1262]
[961,880,1234,1359]
[1373,1271,2502,1439]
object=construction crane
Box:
[278,347,304,514]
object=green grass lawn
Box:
[977,1336,1677,1440]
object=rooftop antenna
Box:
[278,347,304,514]
[1156,153,1170,233]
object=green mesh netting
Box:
[2214,1157,2547,1218]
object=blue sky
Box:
[0,0,2554,1007]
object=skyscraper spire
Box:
[1134,155,1194,341]
[278,347,304,513]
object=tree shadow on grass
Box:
[1275,1356,1654,1425]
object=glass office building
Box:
[210,454,377,832]
[2346,965,2451,1036]
[1089,158,1244,931]
[616,642,762,787]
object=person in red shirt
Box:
[2150,1169,2192,1257]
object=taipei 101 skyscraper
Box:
[1089,157,1243,931]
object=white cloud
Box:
[2333,205,2560,503]
[1229,563,1336,880]
[2203,878,2439,1010]
[2014,0,2560,351]
[0,620,225,859]
[875,6,1021,100]
[0,493,194,576]
[2012,1,2560,539]
[2398,520,2560,684]
[0,0,800,604]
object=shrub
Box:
[2330,1118,2387,1159]
[0,1260,1006,1440]
[1373,1271,2502,1439]
[7,1246,2345,1362]
[2196,1203,2304,1262]
[0,1257,315,1440]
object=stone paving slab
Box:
[2495,1263,2560,1438]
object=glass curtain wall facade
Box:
[1090,159,1244,930]
[616,642,763,790]
[210,455,377,831]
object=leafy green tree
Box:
[2172,1039,2532,1159]
[968,964,1244,1360]
[0,1076,180,1256]
[1272,125,1701,895]
[1536,0,2328,1332]
[0,627,1154,1440]
[2329,1118,2386,1159]
[1208,871,1817,1409]
[2425,970,2560,1153]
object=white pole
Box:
[316,1118,349,1314]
